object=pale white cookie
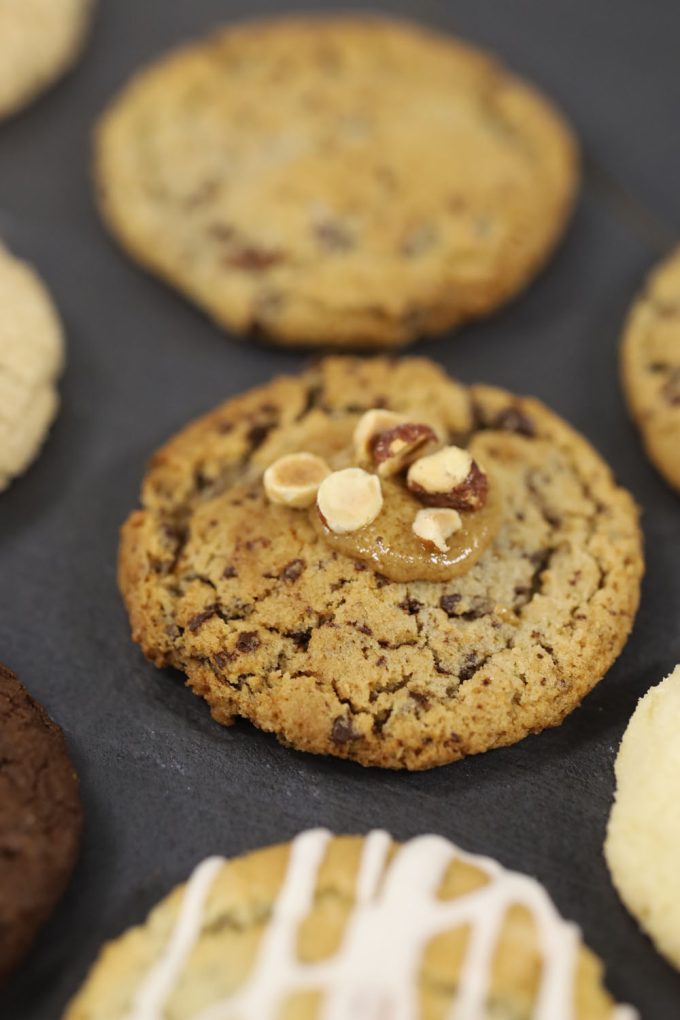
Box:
[0,0,93,120]
[605,665,680,971]
[0,243,64,490]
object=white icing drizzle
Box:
[126,831,638,1020]
[123,855,224,1020]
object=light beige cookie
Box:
[118,357,643,770]
[0,242,64,490]
[95,15,578,349]
[620,248,680,491]
[0,0,93,120]
[605,665,680,972]
[66,829,635,1019]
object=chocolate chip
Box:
[355,623,373,635]
[236,631,260,653]
[440,594,461,616]
[331,717,358,744]
[188,605,219,632]
[449,731,462,743]
[493,407,535,436]
[280,559,305,583]
[662,367,680,405]
[246,421,274,449]
[399,596,422,615]
[376,656,387,667]
[459,653,480,682]
[213,651,232,670]
[224,246,286,270]
[287,629,312,651]
[223,565,238,579]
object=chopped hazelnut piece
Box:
[373,422,439,477]
[317,467,383,534]
[407,446,488,511]
[412,507,462,552]
[264,452,330,508]
[353,409,406,463]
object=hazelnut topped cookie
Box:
[119,358,642,770]
[66,830,636,1018]
[96,15,578,349]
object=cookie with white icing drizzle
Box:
[65,830,635,1020]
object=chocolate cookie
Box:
[119,357,643,770]
[66,829,636,1018]
[620,248,680,491]
[0,663,82,980]
[95,15,578,349]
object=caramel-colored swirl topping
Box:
[263,409,501,582]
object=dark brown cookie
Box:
[0,663,82,980]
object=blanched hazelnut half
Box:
[372,422,439,478]
[412,508,462,552]
[317,467,383,534]
[264,452,330,508]
[407,446,488,511]
[353,409,406,463]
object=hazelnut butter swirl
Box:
[263,409,501,583]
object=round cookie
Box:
[66,829,635,1019]
[0,0,93,120]
[605,665,680,972]
[119,357,643,770]
[0,242,65,491]
[621,248,680,491]
[95,15,578,349]
[0,662,82,980]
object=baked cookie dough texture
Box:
[119,357,643,770]
[66,830,636,1019]
[0,0,93,120]
[621,248,680,491]
[605,665,680,972]
[96,15,578,349]
[0,242,64,491]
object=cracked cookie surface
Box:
[0,0,92,120]
[96,15,577,349]
[0,242,64,491]
[621,248,680,491]
[0,663,82,979]
[119,357,642,770]
[66,831,631,1019]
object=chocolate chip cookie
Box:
[65,829,635,1019]
[119,357,642,770]
[0,0,93,120]
[96,15,578,349]
[620,248,680,491]
[0,663,82,980]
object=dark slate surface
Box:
[1,1,679,1016]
